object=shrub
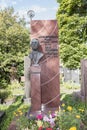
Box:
[0,96,29,130]
[63,81,80,89]
[0,90,11,101]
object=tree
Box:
[57,0,87,69]
[56,0,63,3]
[0,7,30,87]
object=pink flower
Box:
[51,113,55,118]
[36,114,43,120]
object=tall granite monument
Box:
[29,20,60,113]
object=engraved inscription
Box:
[39,36,58,56]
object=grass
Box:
[60,81,80,94]
[0,96,29,130]
[60,82,86,109]
[8,82,24,96]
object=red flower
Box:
[38,126,43,130]
[46,128,53,130]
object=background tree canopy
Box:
[56,0,63,3]
[57,0,87,69]
[0,7,29,88]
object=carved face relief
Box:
[30,39,39,51]
[29,39,43,65]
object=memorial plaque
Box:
[30,20,60,108]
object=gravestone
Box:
[30,20,60,112]
[81,59,87,102]
[24,56,31,103]
[63,68,80,84]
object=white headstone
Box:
[24,56,31,99]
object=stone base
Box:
[24,98,31,104]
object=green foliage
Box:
[17,61,24,77]
[0,96,29,130]
[63,81,80,89]
[60,95,87,129]
[0,79,9,89]
[61,94,87,109]
[8,82,24,96]
[8,97,87,130]
[16,115,30,130]
[57,0,87,69]
[0,90,11,100]
[82,109,87,126]
[58,0,87,16]
[0,7,29,89]
[58,108,81,130]
[8,82,21,89]
[0,95,87,130]
[56,0,63,3]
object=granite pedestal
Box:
[30,65,41,111]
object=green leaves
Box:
[58,0,87,16]
[57,0,87,69]
[0,7,29,87]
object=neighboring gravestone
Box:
[81,59,87,102]
[24,56,31,103]
[63,68,80,84]
[30,20,60,111]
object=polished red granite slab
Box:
[30,20,60,110]
[30,65,41,111]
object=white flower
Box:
[49,114,55,128]
[43,115,49,122]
